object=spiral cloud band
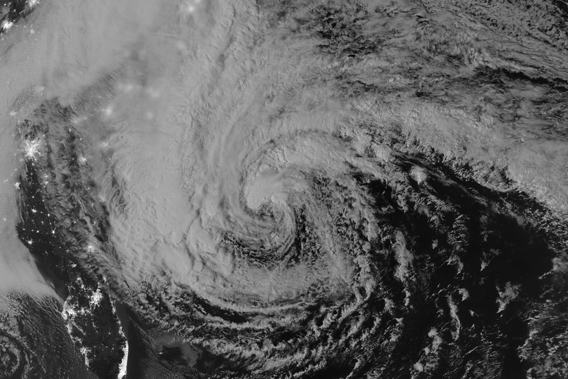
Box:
[0,0,568,378]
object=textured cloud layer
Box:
[2,0,568,378]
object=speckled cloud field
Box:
[0,0,567,378]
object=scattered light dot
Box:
[23,139,42,160]
[90,288,103,307]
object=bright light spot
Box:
[86,244,95,253]
[28,0,39,7]
[78,155,87,164]
[23,139,42,160]
[111,296,129,379]
[118,342,129,379]
[90,288,103,307]
[182,0,202,14]
[61,300,76,320]
[80,347,91,367]
[102,106,114,117]
[1,20,13,31]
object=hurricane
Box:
[1,0,567,378]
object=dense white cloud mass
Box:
[0,0,568,378]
